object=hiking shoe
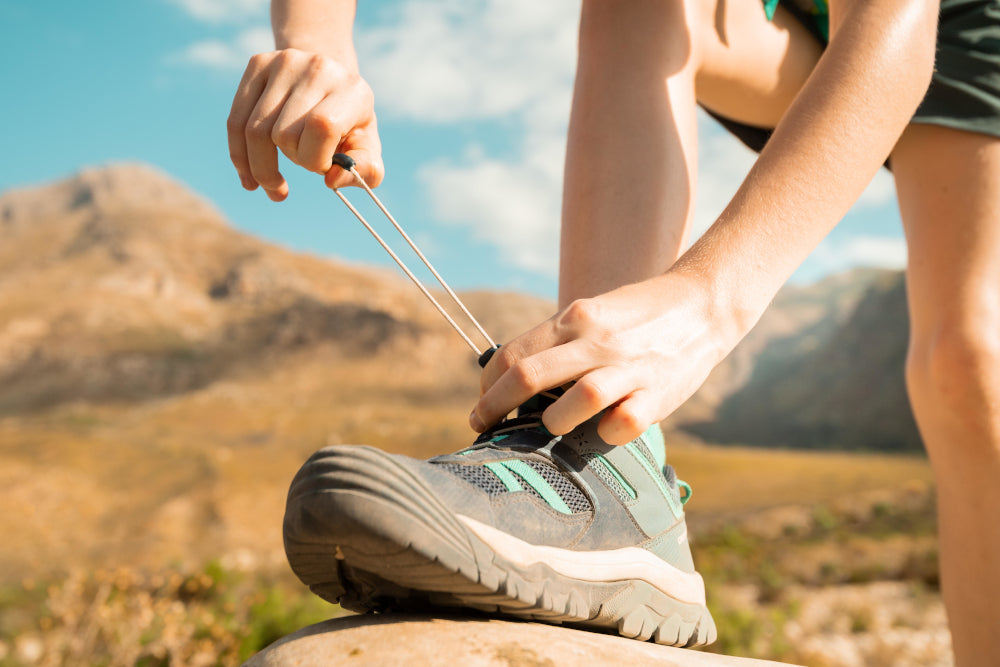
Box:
[283,395,716,647]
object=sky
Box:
[0,0,908,299]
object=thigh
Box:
[893,124,1000,341]
[695,0,825,127]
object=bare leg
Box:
[560,0,823,306]
[893,124,1000,667]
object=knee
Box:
[906,313,1000,438]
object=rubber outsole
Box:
[284,447,717,647]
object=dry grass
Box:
[0,564,340,667]
[0,353,943,667]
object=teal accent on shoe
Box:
[500,459,572,515]
[484,461,523,492]
[595,454,636,500]
[490,434,510,443]
[763,0,778,20]
[626,442,682,519]
[678,479,693,506]
[643,424,667,470]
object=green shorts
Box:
[710,0,1000,152]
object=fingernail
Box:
[469,410,485,433]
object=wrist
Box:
[272,0,359,70]
[662,254,771,351]
[272,41,360,72]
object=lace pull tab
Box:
[677,479,693,506]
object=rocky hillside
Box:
[0,164,919,451]
[0,164,929,590]
[0,164,552,415]
[673,272,921,452]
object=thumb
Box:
[324,136,384,190]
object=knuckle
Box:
[254,173,281,188]
[306,53,330,75]
[613,405,644,434]
[356,79,375,106]
[561,298,599,329]
[495,346,520,374]
[245,120,271,142]
[272,126,299,150]
[576,379,607,409]
[304,111,338,137]
[273,49,296,66]
[246,52,269,69]
[225,115,245,134]
[510,360,540,393]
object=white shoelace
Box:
[331,154,497,357]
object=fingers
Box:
[227,56,269,192]
[246,80,291,201]
[478,318,564,395]
[470,341,596,432]
[472,347,656,446]
[324,126,384,189]
[228,52,291,201]
[597,392,658,446]
[227,49,383,199]
[541,366,642,436]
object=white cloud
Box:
[167,0,267,24]
[418,155,561,276]
[357,0,578,123]
[356,0,577,275]
[172,27,272,70]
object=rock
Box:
[243,613,801,667]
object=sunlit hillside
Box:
[0,166,945,667]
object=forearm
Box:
[271,0,358,68]
[674,0,937,339]
[559,0,699,307]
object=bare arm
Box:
[473,0,938,443]
[227,0,382,201]
[681,0,938,333]
[271,0,357,65]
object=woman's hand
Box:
[227,48,383,201]
[471,271,744,445]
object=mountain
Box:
[0,163,920,451]
[671,271,921,452]
[0,164,923,584]
[0,164,556,581]
[665,267,892,426]
[0,163,553,415]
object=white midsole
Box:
[457,515,706,606]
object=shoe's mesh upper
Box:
[523,459,591,514]
[663,463,677,486]
[436,463,506,495]
[581,453,632,503]
[435,458,591,514]
[633,438,658,469]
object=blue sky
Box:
[0,0,907,299]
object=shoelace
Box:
[471,389,562,445]
[331,153,498,363]
[330,156,694,507]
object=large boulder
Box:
[243,613,800,666]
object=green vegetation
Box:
[0,482,942,666]
[0,563,342,667]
